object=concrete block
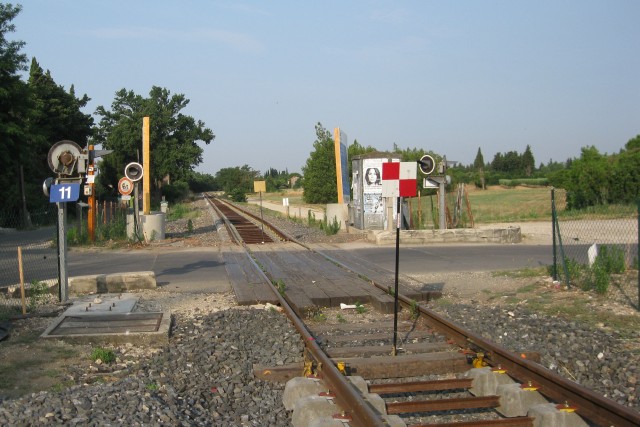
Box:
[364,393,387,414]
[467,367,516,396]
[105,271,156,292]
[283,377,324,410]
[497,382,549,417]
[292,395,340,427]
[70,271,156,294]
[347,376,369,393]
[69,274,105,294]
[528,403,588,427]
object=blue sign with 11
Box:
[50,183,81,203]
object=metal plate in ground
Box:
[47,312,164,336]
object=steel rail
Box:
[204,195,386,427]
[215,197,291,242]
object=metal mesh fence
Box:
[0,209,59,320]
[0,201,129,319]
[552,191,639,305]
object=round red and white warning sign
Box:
[118,177,134,196]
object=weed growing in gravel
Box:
[273,279,286,296]
[28,280,50,313]
[146,382,159,391]
[409,300,420,320]
[336,313,347,323]
[90,347,116,364]
[187,219,194,234]
[309,308,327,322]
[355,301,366,314]
[320,215,341,236]
[556,245,628,294]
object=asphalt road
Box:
[346,244,552,274]
[1,227,554,291]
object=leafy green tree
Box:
[608,135,640,204]
[0,3,31,220]
[94,86,214,199]
[564,146,609,209]
[187,171,219,193]
[215,165,257,195]
[302,123,337,204]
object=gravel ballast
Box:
[0,308,305,426]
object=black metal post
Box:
[551,188,557,281]
[392,196,401,356]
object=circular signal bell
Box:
[47,140,82,176]
[418,154,436,175]
[124,162,144,182]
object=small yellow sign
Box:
[254,180,266,193]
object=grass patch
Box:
[492,267,547,279]
[167,203,197,221]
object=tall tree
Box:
[25,58,94,210]
[522,145,535,177]
[302,123,337,204]
[0,3,31,221]
[473,147,485,189]
[94,86,214,199]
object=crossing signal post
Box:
[44,140,112,301]
[45,141,84,302]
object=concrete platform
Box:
[41,293,170,345]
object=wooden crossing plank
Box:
[266,248,352,307]
[286,272,332,307]
[313,244,440,301]
[223,250,278,305]
[293,250,381,305]
[251,251,289,281]
[282,287,315,318]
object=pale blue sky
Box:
[14,1,640,175]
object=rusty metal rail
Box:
[206,196,275,244]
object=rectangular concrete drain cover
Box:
[48,312,164,336]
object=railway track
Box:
[206,195,640,426]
